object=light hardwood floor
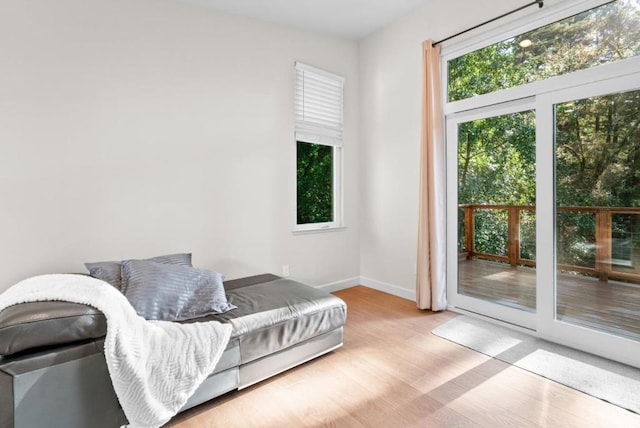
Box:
[166,286,640,428]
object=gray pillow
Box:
[121,260,236,321]
[84,253,192,292]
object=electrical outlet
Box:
[282,265,290,277]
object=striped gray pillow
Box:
[121,260,236,321]
[84,253,192,292]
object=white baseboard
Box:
[316,277,361,293]
[316,276,416,302]
[359,277,416,301]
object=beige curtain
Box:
[416,40,447,311]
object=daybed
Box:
[0,273,347,428]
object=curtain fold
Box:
[416,40,447,311]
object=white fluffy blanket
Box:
[0,274,232,428]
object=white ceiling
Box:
[176,0,429,40]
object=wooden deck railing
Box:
[459,204,640,282]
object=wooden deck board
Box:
[458,259,640,340]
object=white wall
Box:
[358,0,555,297]
[0,0,360,292]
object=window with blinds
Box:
[295,63,344,146]
[294,63,344,230]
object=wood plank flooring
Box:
[166,286,640,428]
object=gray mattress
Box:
[198,276,347,364]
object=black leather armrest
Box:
[0,302,107,356]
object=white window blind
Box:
[295,62,344,146]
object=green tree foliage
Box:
[449,0,640,102]
[297,141,333,224]
[453,0,640,266]
[458,111,536,206]
[556,91,640,207]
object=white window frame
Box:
[442,0,640,367]
[293,62,345,233]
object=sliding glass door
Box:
[448,100,538,329]
[443,0,640,367]
[447,77,640,367]
[555,88,640,342]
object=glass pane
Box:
[448,0,640,101]
[555,88,640,340]
[297,141,333,224]
[457,110,536,311]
